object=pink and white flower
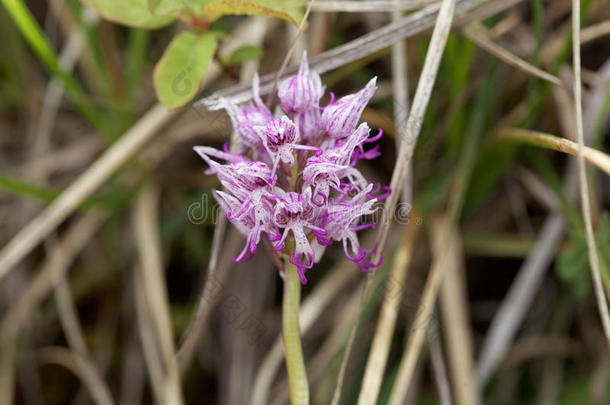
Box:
[195,53,389,283]
[219,74,272,151]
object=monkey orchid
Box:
[195,52,389,405]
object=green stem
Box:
[282,259,309,405]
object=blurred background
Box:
[0,0,610,404]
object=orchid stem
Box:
[282,258,309,405]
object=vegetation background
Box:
[0,0,609,404]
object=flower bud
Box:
[278,52,324,113]
[321,77,377,138]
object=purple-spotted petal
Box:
[219,74,273,150]
[320,77,377,138]
[278,52,324,113]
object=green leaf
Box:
[148,0,186,15]
[153,32,217,109]
[2,0,103,128]
[0,173,59,202]
[201,0,305,25]
[80,0,175,28]
[229,45,263,65]
[148,0,212,15]
[0,172,124,209]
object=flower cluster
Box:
[195,53,389,284]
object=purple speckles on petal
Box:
[278,52,324,113]
[219,74,272,151]
[194,54,388,285]
[320,77,377,139]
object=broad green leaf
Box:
[148,0,212,15]
[201,0,305,25]
[80,0,175,28]
[229,45,263,65]
[153,32,217,109]
[149,0,186,14]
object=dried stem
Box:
[571,0,610,348]
[133,183,184,405]
[0,103,176,281]
[495,127,610,176]
[439,236,476,405]
[333,0,457,401]
[374,0,457,261]
[311,0,437,12]
[38,346,114,405]
[199,0,517,110]
[265,0,314,108]
[387,216,456,405]
[357,224,419,405]
[463,22,562,86]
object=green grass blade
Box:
[1,0,104,128]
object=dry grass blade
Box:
[252,344,284,405]
[496,128,610,176]
[0,211,105,345]
[266,2,313,108]
[391,1,413,205]
[176,220,232,372]
[357,224,419,405]
[0,345,15,405]
[476,213,568,386]
[0,103,176,281]
[134,268,165,405]
[118,323,146,405]
[535,302,572,405]
[133,183,184,405]
[387,216,457,405]
[500,335,582,368]
[476,74,585,387]
[333,0,457,402]
[54,271,89,357]
[457,0,524,27]
[570,0,610,348]
[0,211,104,405]
[199,0,515,109]
[580,19,610,44]
[311,0,438,12]
[429,329,453,405]
[463,22,562,86]
[18,136,104,181]
[38,346,114,405]
[439,233,476,405]
[375,0,456,277]
[329,295,362,405]
[31,15,92,175]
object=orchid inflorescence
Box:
[194,53,390,284]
